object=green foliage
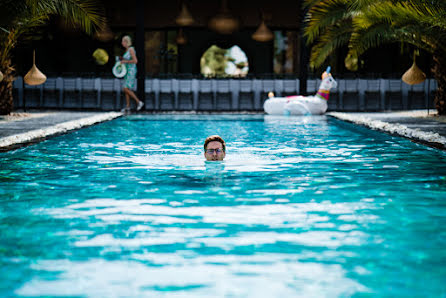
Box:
[303,0,446,68]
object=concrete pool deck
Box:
[0,111,122,152]
[1,110,445,152]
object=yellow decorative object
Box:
[0,70,3,82]
[252,20,274,42]
[402,53,426,85]
[176,2,195,26]
[344,53,358,71]
[24,50,46,86]
[92,48,109,65]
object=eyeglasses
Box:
[205,148,224,154]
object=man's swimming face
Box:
[204,141,225,161]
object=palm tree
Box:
[0,0,106,115]
[303,0,446,114]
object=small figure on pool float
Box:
[263,67,337,115]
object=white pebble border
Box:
[328,112,446,147]
[0,112,122,149]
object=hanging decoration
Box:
[24,50,47,86]
[92,48,109,65]
[94,25,114,42]
[344,53,358,71]
[176,2,195,26]
[252,20,273,42]
[176,28,187,45]
[209,0,239,35]
[402,50,426,85]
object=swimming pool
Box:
[1,114,445,297]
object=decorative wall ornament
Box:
[24,50,47,86]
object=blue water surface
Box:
[1,114,445,297]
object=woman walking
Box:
[120,35,144,112]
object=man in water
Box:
[204,135,226,161]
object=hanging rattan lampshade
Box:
[176,2,195,26]
[209,0,239,34]
[402,60,426,85]
[24,51,46,86]
[176,28,187,45]
[252,20,273,42]
[94,25,114,42]
[0,70,3,82]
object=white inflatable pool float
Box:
[264,68,337,115]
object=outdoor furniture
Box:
[260,79,275,110]
[158,79,175,110]
[197,79,214,111]
[80,77,98,109]
[282,79,299,97]
[61,77,79,108]
[364,79,382,111]
[385,79,403,110]
[238,80,255,110]
[144,79,156,110]
[41,78,59,108]
[215,79,232,111]
[100,78,117,110]
[177,79,193,110]
[342,77,360,111]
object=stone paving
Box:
[0,111,122,152]
[328,110,446,150]
[1,110,446,152]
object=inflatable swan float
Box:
[264,67,337,115]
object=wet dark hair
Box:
[204,135,226,152]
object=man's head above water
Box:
[204,135,226,161]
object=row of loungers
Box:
[13,77,437,112]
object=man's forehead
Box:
[207,141,223,148]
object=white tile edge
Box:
[328,112,446,146]
[0,112,123,149]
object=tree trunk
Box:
[432,51,446,115]
[0,59,14,115]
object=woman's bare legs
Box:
[123,88,143,110]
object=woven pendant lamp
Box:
[252,20,273,42]
[24,50,46,86]
[209,0,239,35]
[176,2,195,26]
[402,52,426,85]
[176,28,187,45]
[0,70,3,82]
[94,25,114,42]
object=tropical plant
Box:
[304,0,446,114]
[0,0,106,115]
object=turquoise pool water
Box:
[1,114,446,297]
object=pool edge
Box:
[0,112,123,152]
[327,112,446,151]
